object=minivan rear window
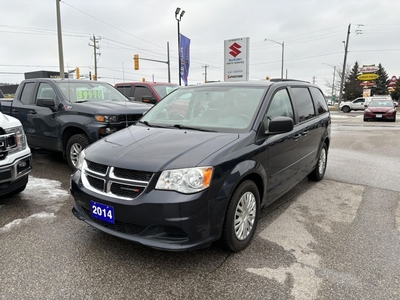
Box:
[310,87,328,114]
[291,87,316,122]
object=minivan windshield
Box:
[140,86,266,133]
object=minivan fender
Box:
[218,159,266,202]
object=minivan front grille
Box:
[86,175,104,191]
[110,183,145,198]
[87,161,108,174]
[113,167,152,181]
[82,159,153,200]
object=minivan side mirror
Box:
[267,116,294,134]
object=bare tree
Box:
[324,63,351,100]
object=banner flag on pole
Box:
[180,34,190,86]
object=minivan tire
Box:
[220,180,260,252]
[66,134,90,171]
[307,143,328,181]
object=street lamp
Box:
[56,0,65,78]
[265,39,284,79]
[322,63,337,98]
[175,7,185,86]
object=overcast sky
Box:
[1,0,400,95]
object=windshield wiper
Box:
[173,124,217,132]
[138,120,152,127]
[75,100,89,103]
[138,121,216,131]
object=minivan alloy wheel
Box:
[307,143,328,181]
[234,191,257,240]
[221,180,260,252]
[318,147,327,176]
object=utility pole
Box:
[202,65,209,83]
[56,0,65,78]
[338,24,351,106]
[89,35,101,80]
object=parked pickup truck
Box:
[340,96,392,113]
[0,78,152,171]
[114,81,179,104]
[0,109,32,197]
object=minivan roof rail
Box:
[269,78,310,83]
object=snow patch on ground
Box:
[0,212,55,233]
[0,176,69,233]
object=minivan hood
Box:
[85,126,239,172]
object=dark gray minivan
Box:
[71,80,331,252]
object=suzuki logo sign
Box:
[229,42,241,58]
[224,37,249,81]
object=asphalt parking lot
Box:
[1,111,399,300]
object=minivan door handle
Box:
[293,134,301,141]
[301,130,309,136]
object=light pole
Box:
[265,39,284,79]
[322,63,337,98]
[56,0,65,78]
[175,7,185,86]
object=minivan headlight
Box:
[4,125,27,154]
[156,167,213,193]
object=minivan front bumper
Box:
[70,170,227,251]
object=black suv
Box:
[71,80,331,252]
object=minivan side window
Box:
[267,89,294,121]
[310,87,328,114]
[291,87,316,122]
